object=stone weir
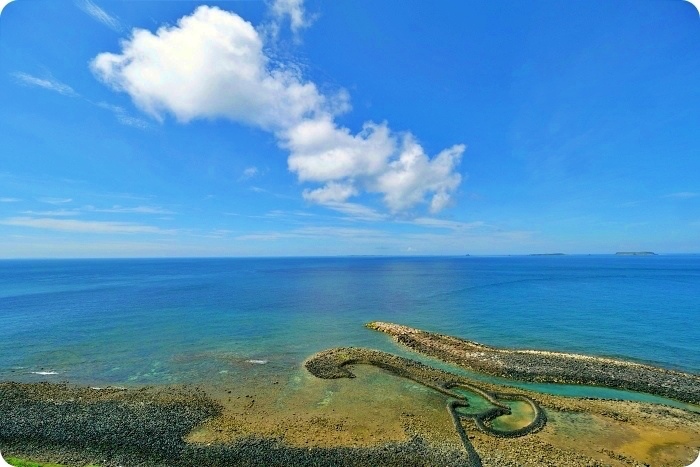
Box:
[305,347,547,467]
[366,321,700,405]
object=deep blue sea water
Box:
[1,256,698,403]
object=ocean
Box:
[1,255,698,405]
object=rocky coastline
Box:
[2,323,699,466]
[367,321,700,405]
[0,382,473,466]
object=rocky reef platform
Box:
[0,381,475,466]
[367,321,700,405]
[2,322,700,466]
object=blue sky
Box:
[1,0,699,257]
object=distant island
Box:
[615,251,657,256]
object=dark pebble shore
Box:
[0,381,472,467]
[367,321,700,405]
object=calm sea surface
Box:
[1,256,698,404]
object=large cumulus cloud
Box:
[92,5,464,214]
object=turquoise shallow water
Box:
[0,256,698,406]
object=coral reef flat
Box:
[367,321,700,405]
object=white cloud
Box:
[372,137,463,213]
[76,0,121,31]
[91,6,330,129]
[303,181,358,204]
[286,119,394,181]
[288,121,464,213]
[270,0,312,34]
[11,72,77,97]
[91,6,464,214]
[0,197,20,203]
[0,217,173,234]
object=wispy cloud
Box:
[235,225,388,242]
[318,202,386,222]
[210,228,234,237]
[240,167,259,181]
[84,205,174,215]
[229,232,288,242]
[264,209,315,218]
[663,192,699,200]
[22,205,173,216]
[37,197,73,205]
[0,197,20,203]
[1,217,174,234]
[76,0,121,31]
[96,102,149,129]
[410,217,486,230]
[21,209,79,217]
[296,226,389,238]
[115,113,149,129]
[191,228,236,239]
[11,72,77,97]
[248,186,296,200]
[95,102,123,113]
